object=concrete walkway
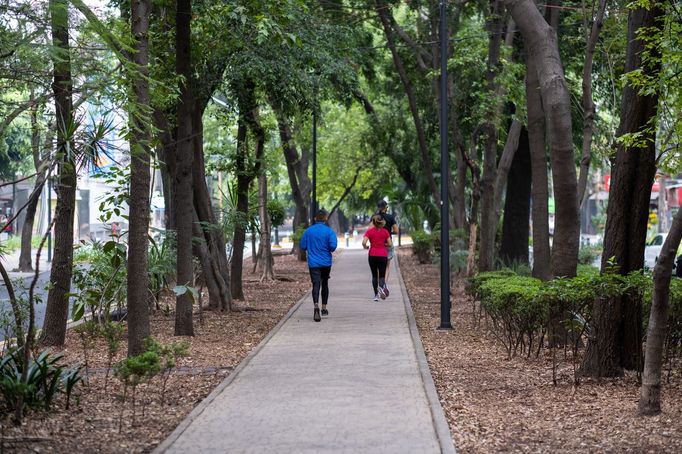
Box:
[155,250,455,454]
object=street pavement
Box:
[155,249,454,454]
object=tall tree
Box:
[525,51,552,281]
[174,0,194,336]
[40,0,76,346]
[639,204,682,414]
[375,0,440,206]
[505,0,579,278]
[582,2,664,377]
[18,102,49,272]
[126,0,152,355]
[500,127,531,265]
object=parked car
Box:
[644,233,668,269]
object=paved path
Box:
[155,249,454,454]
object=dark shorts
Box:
[309,266,331,282]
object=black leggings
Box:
[309,266,331,305]
[368,256,387,294]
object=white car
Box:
[644,233,668,269]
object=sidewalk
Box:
[155,249,455,454]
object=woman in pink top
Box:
[362,214,393,301]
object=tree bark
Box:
[192,106,232,310]
[577,0,607,205]
[126,0,152,355]
[41,0,76,346]
[505,0,579,278]
[375,0,440,206]
[526,51,552,281]
[500,127,531,265]
[174,0,194,336]
[479,0,505,272]
[18,104,48,272]
[273,110,310,261]
[230,117,249,300]
[583,3,663,377]
[639,204,682,415]
[153,108,176,231]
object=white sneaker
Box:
[373,294,379,302]
[378,286,386,300]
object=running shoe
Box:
[382,285,390,297]
[373,294,379,302]
[321,308,329,316]
[314,307,321,322]
[378,286,386,300]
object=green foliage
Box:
[267,198,286,228]
[466,268,659,358]
[114,351,162,388]
[411,230,435,264]
[578,243,602,265]
[71,240,127,322]
[0,348,84,414]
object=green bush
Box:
[578,244,602,265]
[411,230,434,264]
[0,348,85,414]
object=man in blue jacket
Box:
[300,209,338,322]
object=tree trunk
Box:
[479,0,505,272]
[639,205,682,415]
[375,0,440,206]
[522,7,551,282]
[505,0,579,278]
[126,0,152,356]
[273,111,309,260]
[582,3,663,377]
[41,0,76,347]
[500,127,531,265]
[192,107,232,310]
[230,118,249,300]
[258,171,274,281]
[153,108,176,231]
[577,0,607,205]
[19,104,47,272]
[174,0,194,336]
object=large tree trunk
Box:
[582,4,663,377]
[258,172,274,281]
[192,107,232,310]
[375,0,440,206]
[19,104,48,272]
[500,127,531,265]
[273,111,310,261]
[639,205,682,415]
[577,0,607,206]
[174,0,194,336]
[506,0,579,278]
[479,0,505,272]
[230,118,249,300]
[126,0,152,356]
[41,0,76,347]
[526,52,551,281]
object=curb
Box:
[395,251,457,454]
[152,289,311,453]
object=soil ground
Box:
[397,248,682,453]
[1,253,310,453]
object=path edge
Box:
[395,251,457,454]
[151,289,311,453]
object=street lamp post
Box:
[310,108,318,223]
[439,0,452,330]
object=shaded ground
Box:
[1,254,309,453]
[398,248,682,453]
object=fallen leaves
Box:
[1,254,310,453]
[398,248,682,453]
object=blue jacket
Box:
[300,222,337,268]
